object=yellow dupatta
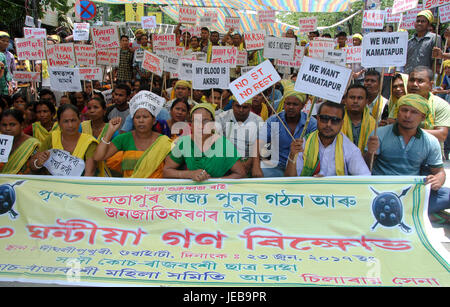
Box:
[81,120,112,177]
[51,130,98,160]
[0,137,40,174]
[130,135,172,178]
[33,121,59,145]
[387,74,408,117]
[371,95,386,121]
[301,131,345,176]
[341,107,376,153]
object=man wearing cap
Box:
[404,10,442,74]
[365,94,450,221]
[165,80,196,111]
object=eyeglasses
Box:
[318,114,342,125]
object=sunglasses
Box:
[318,114,342,125]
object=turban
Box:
[135,29,146,35]
[0,31,9,38]
[174,80,191,89]
[417,10,434,23]
[352,33,363,41]
[443,60,450,69]
[190,102,216,121]
[281,88,307,104]
[397,94,430,117]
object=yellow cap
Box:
[417,10,434,23]
[0,31,9,38]
[190,102,216,120]
[397,94,430,117]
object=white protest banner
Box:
[225,17,240,30]
[204,11,218,23]
[263,36,296,61]
[362,10,386,29]
[392,0,419,14]
[134,48,145,62]
[236,50,248,66]
[12,71,41,82]
[155,51,179,74]
[211,46,237,68]
[308,38,336,60]
[46,43,76,67]
[399,7,422,29]
[424,0,448,10]
[298,17,318,33]
[243,31,266,51]
[43,149,85,177]
[276,46,305,69]
[361,31,408,68]
[258,10,276,24]
[182,26,201,38]
[129,90,165,118]
[240,66,254,75]
[142,51,163,76]
[15,37,45,60]
[102,89,113,105]
[152,34,176,49]
[229,60,280,105]
[323,49,347,66]
[439,4,450,23]
[78,67,103,81]
[74,45,96,66]
[141,16,156,29]
[198,16,213,27]
[48,67,82,92]
[178,59,196,80]
[343,46,362,64]
[96,48,120,67]
[192,62,230,90]
[25,16,35,27]
[192,51,206,62]
[23,27,46,39]
[385,7,402,23]
[294,56,351,103]
[91,26,120,49]
[0,134,13,163]
[73,23,90,41]
[179,6,197,24]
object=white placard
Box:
[179,6,197,24]
[12,71,41,82]
[258,10,276,24]
[43,149,85,177]
[74,45,96,66]
[423,0,448,10]
[73,23,90,41]
[295,56,351,103]
[46,43,76,67]
[141,16,156,29]
[155,51,179,74]
[385,8,402,23]
[298,17,318,33]
[308,38,336,60]
[276,46,305,68]
[0,134,13,163]
[229,60,281,105]
[204,11,218,23]
[152,34,176,49]
[198,16,213,27]
[362,10,386,29]
[243,31,266,51]
[23,27,46,39]
[192,62,230,90]
[392,0,419,14]
[236,50,248,67]
[78,67,103,81]
[15,37,46,60]
[323,49,347,66]
[178,59,196,80]
[129,90,165,118]
[225,17,240,30]
[210,46,237,68]
[25,16,41,28]
[240,66,254,75]
[142,51,163,76]
[343,46,362,64]
[439,4,450,23]
[91,26,120,49]
[399,7,423,29]
[263,36,296,61]
[96,48,120,67]
[361,32,408,68]
[48,67,82,92]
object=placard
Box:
[192,62,230,90]
[155,51,179,74]
[46,43,76,67]
[423,0,448,10]
[91,26,120,49]
[210,46,237,68]
[73,23,90,41]
[142,51,163,76]
[23,27,46,39]
[96,48,120,67]
[243,31,266,51]
[43,149,85,177]
[152,34,176,50]
[229,60,280,105]
[48,67,82,92]
[392,0,419,14]
[225,17,240,30]
[263,36,296,61]
[439,4,450,23]
[298,17,318,33]
[308,38,336,60]
[385,7,402,23]
[361,32,408,68]
[198,16,213,27]
[141,16,156,29]
[0,134,13,163]
[15,37,46,61]
[323,50,347,66]
[12,71,41,82]
[78,67,103,81]
[74,45,96,66]
[276,46,305,69]
[179,6,197,24]
[236,50,248,67]
[343,46,362,64]
[362,10,386,29]
[294,56,351,103]
[399,7,422,29]
[204,11,218,23]
[258,10,276,24]
[178,59,195,81]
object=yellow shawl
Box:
[387,73,408,117]
[51,130,98,160]
[130,135,172,178]
[0,137,40,174]
[81,120,112,177]
[341,107,376,153]
[33,121,59,146]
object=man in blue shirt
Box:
[253,89,317,177]
[365,94,449,220]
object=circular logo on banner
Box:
[78,0,97,20]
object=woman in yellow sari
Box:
[31,104,98,176]
[31,100,58,145]
[93,90,172,178]
[387,73,408,124]
[0,109,40,174]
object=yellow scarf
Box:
[301,131,345,176]
[130,135,172,178]
[51,130,98,160]
[1,137,40,174]
[387,74,408,116]
[33,121,59,145]
[371,95,386,121]
[341,107,376,153]
[81,120,112,177]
